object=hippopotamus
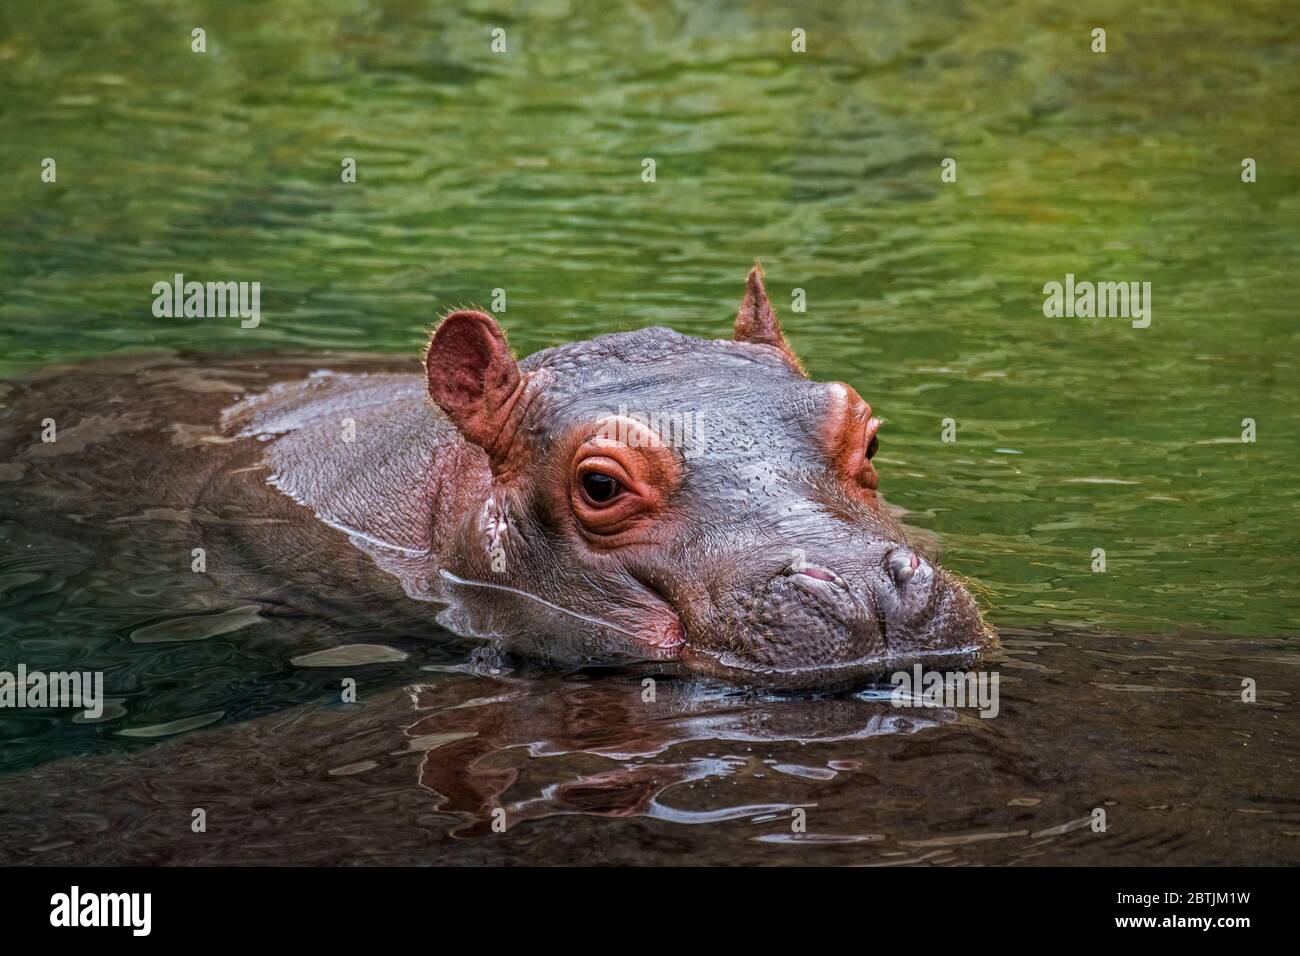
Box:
[0,267,993,689]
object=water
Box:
[0,0,1297,864]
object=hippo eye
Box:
[568,430,679,545]
[581,471,622,505]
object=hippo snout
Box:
[680,544,991,687]
[738,564,887,670]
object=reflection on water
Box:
[0,0,1297,864]
[408,668,953,836]
[0,630,1295,866]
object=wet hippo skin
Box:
[0,267,993,690]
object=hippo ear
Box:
[425,310,530,474]
[733,264,804,375]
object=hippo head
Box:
[425,267,994,688]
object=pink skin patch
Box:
[796,566,836,583]
[644,617,685,649]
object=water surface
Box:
[0,0,1296,864]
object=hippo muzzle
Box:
[667,543,989,688]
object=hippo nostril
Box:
[888,549,921,588]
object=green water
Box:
[1,0,1297,646]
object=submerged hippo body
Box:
[0,268,992,688]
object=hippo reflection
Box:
[407,667,957,836]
